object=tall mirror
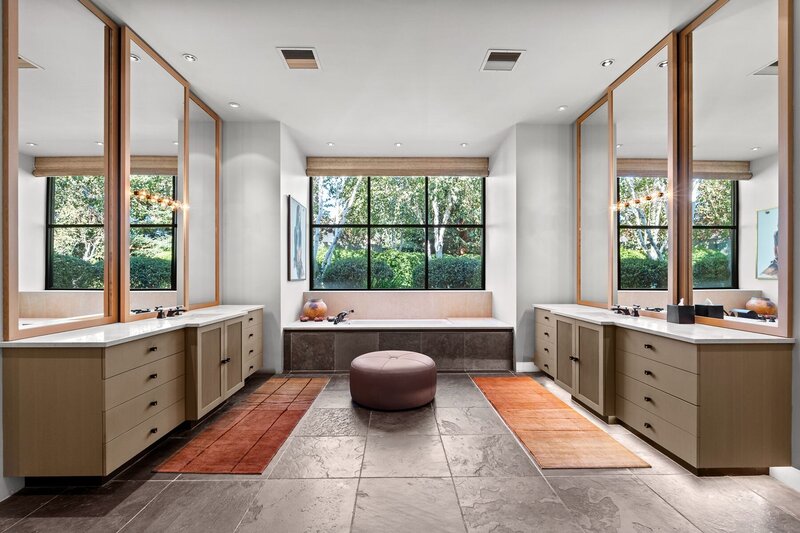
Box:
[577,100,611,306]
[186,95,220,308]
[687,0,789,334]
[122,29,188,320]
[4,0,117,339]
[612,38,675,314]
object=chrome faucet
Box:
[333,309,354,325]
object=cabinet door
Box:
[199,324,224,412]
[223,318,244,397]
[554,318,574,392]
[574,321,601,411]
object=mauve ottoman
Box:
[350,351,437,410]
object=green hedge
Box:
[418,255,482,289]
[130,255,173,289]
[692,248,731,287]
[50,254,104,289]
[371,249,424,288]
[619,248,731,289]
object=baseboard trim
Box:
[770,467,800,492]
[515,362,536,373]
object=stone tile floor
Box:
[1,372,799,532]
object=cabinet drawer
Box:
[617,396,697,466]
[616,351,698,405]
[245,309,263,328]
[534,345,555,376]
[245,325,263,356]
[104,330,185,378]
[535,308,553,327]
[244,351,261,378]
[536,324,555,343]
[104,376,185,442]
[616,372,697,435]
[105,399,185,474]
[616,328,697,373]
[104,353,185,410]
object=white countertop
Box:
[0,305,264,348]
[284,317,513,330]
[533,304,794,345]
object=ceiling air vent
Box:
[18,55,42,70]
[279,48,320,70]
[753,60,778,76]
[481,49,524,71]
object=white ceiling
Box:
[90,0,714,157]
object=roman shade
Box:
[33,156,179,177]
[617,158,752,180]
[306,157,490,177]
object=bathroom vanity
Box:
[533,304,794,474]
[1,305,263,478]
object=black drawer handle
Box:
[149,400,158,407]
[222,357,231,364]
[150,427,158,434]
[249,365,254,370]
[249,349,254,354]
[643,422,652,429]
[643,344,654,350]
[643,370,653,376]
[544,316,550,321]
[643,396,652,403]
[543,363,549,369]
[249,317,254,322]
[544,347,549,353]
[249,333,254,339]
[148,346,158,352]
[569,355,579,362]
[544,332,550,337]
[148,373,158,380]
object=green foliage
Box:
[423,255,482,289]
[130,255,173,290]
[49,254,104,289]
[692,248,731,288]
[371,249,424,288]
[618,248,667,289]
[320,256,368,289]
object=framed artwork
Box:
[288,196,307,281]
[756,207,779,280]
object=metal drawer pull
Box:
[544,316,550,320]
[643,344,654,350]
[544,332,550,337]
[249,333,254,338]
[569,355,579,362]
[544,348,549,353]
[148,373,158,380]
[148,346,158,352]
[249,349,254,355]
[150,400,158,407]
[150,427,158,434]
[643,396,652,403]
[643,370,653,376]
[249,317,254,322]
[222,357,231,364]
[543,363,549,369]
[643,422,652,429]
[249,365,254,371]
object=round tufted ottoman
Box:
[350,351,437,411]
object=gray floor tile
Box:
[640,475,800,532]
[454,476,583,532]
[435,407,508,435]
[362,435,450,477]
[236,478,358,533]
[269,436,366,479]
[611,434,691,475]
[732,476,800,519]
[551,475,701,532]
[442,435,539,477]
[120,480,261,533]
[369,406,439,436]
[313,390,356,408]
[293,407,370,436]
[433,389,490,408]
[352,478,466,533]
[113,438,185,481]
[0,488,63,532]
[324,374,351,391]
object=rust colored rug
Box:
[473,376,649,469]
[155,377,329,474]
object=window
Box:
[617,176,669,290]
[46,175,106,290]
[692,179,738,288]
[129,175,178,290]
[310,176,484,290]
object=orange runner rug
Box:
[155,377,329,474]
[473,376,649,469]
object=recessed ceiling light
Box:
[600,58,615,67]
[394,142,403,147]
[751,146,761,151]
[228,102,240,108]
[460,143,469,148]
[658,60,668,68]
[172,141,179,146]
[557,105,568,111]
[182,53,197,62]
[25,142,37,147]
[130,53,141,62]
[95,141,104,146]
[326,142,335,147]
[616,144,622,149]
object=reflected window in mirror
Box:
[617,175,668,290]
[691,179,738,289]
[130,175,178,293]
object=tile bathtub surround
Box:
[302,290,492,319]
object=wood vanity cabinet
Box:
[554,317,615,417]
[533,308,555,376]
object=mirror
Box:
[688,0,784,331]
[613,41,673,314]
[577,100,611,306]
[123,31,187,319]
[186,96,220,308]
[9,0,115,337]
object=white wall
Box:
[486,127,517,330]
[580,120,611,303]
[738,153,779,301]
[187,115,218,305]
[516,123,576,364]
[279,125,309,338]
[18,153,45,291]
[221,122,282,372]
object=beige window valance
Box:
[32,156,179,177]
[306,157,490,177]
[617,158,752,180]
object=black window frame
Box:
[309,175,486,291]
[690,178,739,290]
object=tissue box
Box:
[667,305,695,324]
[694,304,724,319]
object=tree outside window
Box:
[129,175,178,290]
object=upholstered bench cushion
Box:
[350,351,437,411]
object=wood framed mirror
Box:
[679,0,793,337]
[3,0,118,340]
[120,27,189,321]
